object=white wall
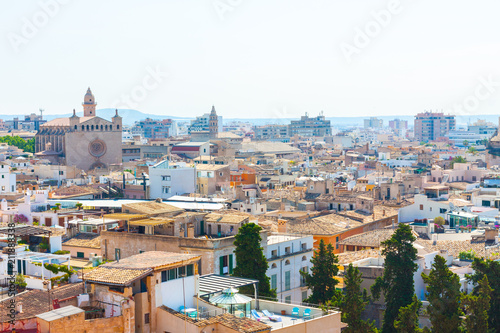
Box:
[156,276,197,310]
[398,194,450,223]
[149,166,196,200]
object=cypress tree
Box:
[466,258,500,332]
[421,255,462,332]
[462,275,492,333]
[394,295,423,333]
[371,224,418,333]
[233,223,276,298]
[300,239,339,304]
[341,263,378,333]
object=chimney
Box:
[16,303,22,314]
[277,219,288,233]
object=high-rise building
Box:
[188,106,223,141]
[289,112,331,137]
[364,117,383,129]
[414,111,456,142]
[132,118,177,139]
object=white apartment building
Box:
[149,160,196,199]
[0,161,16,193]
[266,234,314,304]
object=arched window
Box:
[91,125,94,130]
[285,260,290,265]
[81,125,84,131]
[117,125,120,130]
[101,125,103,130]
[105,125,108,131]
[302,256,307,261]
[271,263,277,269]
[86,125,89,131]
[74,125,77,130]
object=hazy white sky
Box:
[1,0,500,119]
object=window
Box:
[285,246,291,254]
[271,263,277,268]
[271,274,277,290]
[302,291,308,302]
[186,264,194,276]
[162,175,171,181]
[440,208,447,214]
[285,271,291,290]
[271,250,277,257]
[161,270,167,282]
[430,207,432,211]
[285,260,290,265]
[145,313,150,324]
[285,296,291,304]
[77,252,84,258]
[420,204,423,210]
[302,255,307,261]
[162,186,171,194]
[300,267,308,286]
[219,254,233,275]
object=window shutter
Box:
[219,256,224,275]
[228,254,233,274]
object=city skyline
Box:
[1,0,500,118]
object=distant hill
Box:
[1,109,497,128]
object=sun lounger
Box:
[262,309,282,322]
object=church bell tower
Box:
[83,87,97,117]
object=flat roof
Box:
[36,305,84,322]
[199,274,259,296]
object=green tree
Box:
[468,146,477,154]
[300,239,339,304]
[0,136,35,153]
[450,156,466,168]
[466,258,500,331]
[433,216,445,226]
[463,140,469,147]
[421,255,462,333]
[394,295,422,333]
[232,223,276,298]
[462,275,492,333]
[371,224,418,333]
[341,264,378,333]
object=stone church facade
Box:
[35,88,122,171]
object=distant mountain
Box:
[2,109,497,128]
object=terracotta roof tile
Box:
[63,233,101,249]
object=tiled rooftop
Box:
[0,283,84,322]
[122,201,184,215]
[339,229,395,247]
[63,233,101,249]
[83,267,151,286]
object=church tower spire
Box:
[82,87,97,117]
[209,105,218,139]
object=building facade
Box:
[35,88,122,170]
[148,160,196,199]
[131,118,177,139]
[289,113,331,137]
[364,117,383,129]
[266,234,314,304]
[414,111,456,142]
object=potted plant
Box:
[75,203,83,210]
[39,239,49,253]
[14,274,27,292]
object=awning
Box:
[198,274,259,297]
[128,218,174,227]
[102,213,148,221]
[0,225,52,237]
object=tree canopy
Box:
[394,295,423,333]
[300,239,339,305]
[341,263,378,333]
[466,258,500,332]
[232,223,276,298]
[0,135,34,153]
[462,275,492,333]
[371,224,418,333]
[421,255,462,333]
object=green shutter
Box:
[219,256,224,275]
[228,254,233,274]
[200,220,204,235]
